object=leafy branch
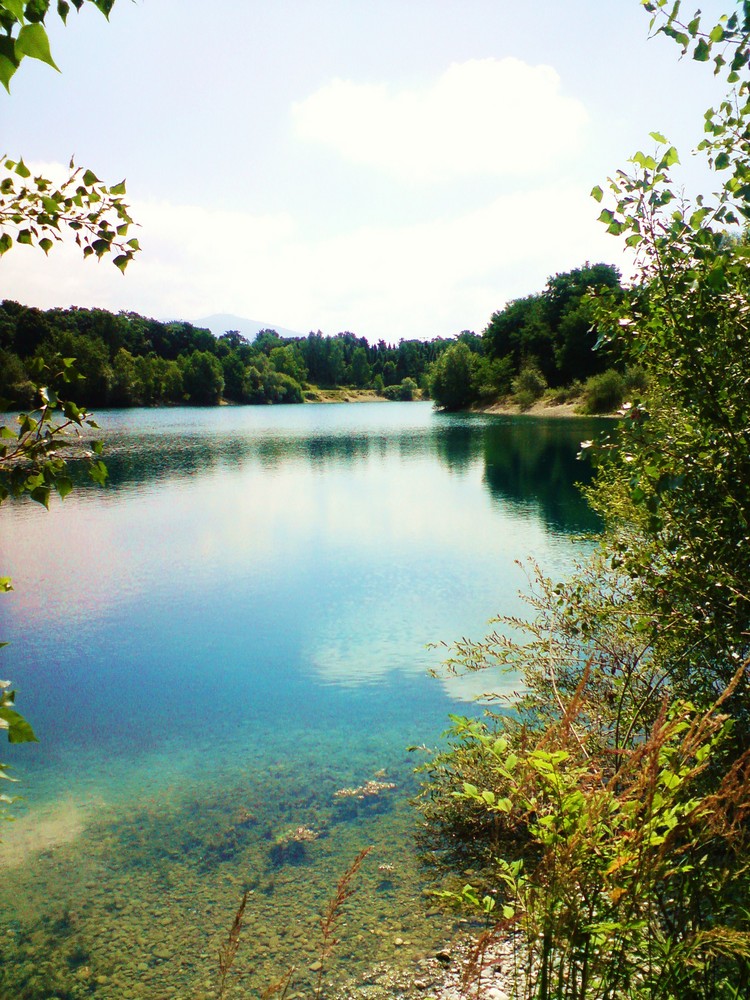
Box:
[0,155,140,270]
[0,358,107,507]
[0,0,116,91]
[643,0,750,80]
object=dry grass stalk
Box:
[459,920,515,998]
[260,966,295,1000]
[217,889,249,1000]
[315,845,372,999]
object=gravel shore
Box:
[328,934,518,1000]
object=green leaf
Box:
[82,169,100,187]
[14,159,31,179]
[41,194,60,215]
[649,131,669,144]
[110,179,127,195]
[88,459,108,485]
[591,185,603,202]
[0,42,18,92]
[0,707,38,744]
[55,476,73,500]
[693,38,710,62]
[3,0,26,19]
[16,23,60,71]
[38,236,53,254]
[29,485,50,508]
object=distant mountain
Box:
[194,313,306,341]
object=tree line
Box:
[0,300,460,408]
[0,263,628,412]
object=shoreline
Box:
[470,398,619,419]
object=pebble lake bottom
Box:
[0,402,605,998]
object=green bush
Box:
[512,363,546,410]
[579,368,625,413]
[544,379,584,405]
[623,364,648,396]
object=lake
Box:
[0,402,604,999]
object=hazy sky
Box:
[0,0,731,341]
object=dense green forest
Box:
[0,299,451,407]
[0,261,629,412]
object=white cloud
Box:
[1,161,623,340]
[291,58,589,181]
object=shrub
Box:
[579,368,625,413]
[512,363,547,410]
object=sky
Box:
[0,0,733,342]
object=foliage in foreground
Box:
[420,561,750,998]
[418,3,750,997]
[0,358,108,818]
[0,0,134,824]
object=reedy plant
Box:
[216,890,249,1000]
[430,663,750,1000]
[314,845,372,1000]
[213,847,372,1000]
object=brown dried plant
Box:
[315,845,373,999]
[216,889,249,1000]
[260,966,295,1000]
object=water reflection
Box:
[481,417,601,533]
[61,404,605,535]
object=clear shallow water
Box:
[0,402,604,999]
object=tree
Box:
[483,264,623,387]
[483,292,551,376]
[269,344,307,384]
[181,350,224,405]
[429,341,477,410]
[584,0,750,713]
[546,263,622,383]
[350,346,371,388]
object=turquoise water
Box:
[0,402,603,999]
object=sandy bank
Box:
[472,398,619,418]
